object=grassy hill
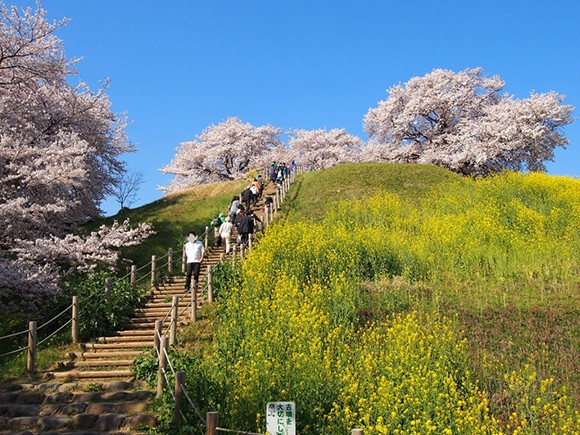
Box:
[107,163,579,433]
[91,178,248,267]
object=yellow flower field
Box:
[201,172,580,434]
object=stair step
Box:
[82,342,153,350]
[95,336,154,344]
[48,370,133,380]
[61,360,135,368]
[72,351,143,359]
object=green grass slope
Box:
[91,179,247,267]
[285,162,461,220]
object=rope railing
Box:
[36,318,73,348]
[0,344,29,358]
[37,304,72,331]
[0,327,29,341]
[216,427,263,435]
[0,239,186,372]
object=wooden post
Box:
[71,296,79,344]
[130,265,136,288]
[151,255,157,286]
[27,321,37,374]
[220,253,224,262]
[104,278,112,300]
[206,412,218,435]
[204,226,209,250]
[352,430,364,435]
[154,320,162,352]
[168,248,173,274]
[232,245,236,265]
[156,336,167,396]
[174,371,186,423]
[207,265,213,303]
[182,245,186,274]
[191,282,197,322]
[240,244,245,260]
[170,296,178,346]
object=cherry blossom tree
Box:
[0,2,153,320]
[363,68,574,175]
[161,117,282,194]
[288,128,363,170]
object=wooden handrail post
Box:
[206,412,218,435]
[168,248,173,274]
[154,320,162,352]
[175,371,186,423]
[207,265,213,303]
[151,255,157,286]
[220,253,224,262]
[130,265,137,288]
[204,226,209,250]
[191,282,197,322]
[156,336,167,397]
[27,321,37,374]
[232,245,236,265]
[104,278,112,300]
[170,296,178,346]
[182,245,186,274]
[71,296,79,344]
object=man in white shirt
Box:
[185,231,205,291]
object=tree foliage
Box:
[162,121,365,193]
[288,128,363,170]
[363,68,574,175]
[0,2,152,320]
[161,117,283,194]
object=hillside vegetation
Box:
[131,163,579,434]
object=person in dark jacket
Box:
[241,186,252,212]
[237,211,254,246]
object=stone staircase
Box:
[0,380,155,434]
[0,180,281,433]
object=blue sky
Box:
[12,0,580,215]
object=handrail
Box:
[37,304,72,331]
[0,344,29,358]
[37,318,73,348]
[0,239,185,363]
[0,327,28,341]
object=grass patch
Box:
[285,162,461,220]
[89,178,247,267]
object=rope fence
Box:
[0,237,187,371]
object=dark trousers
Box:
[185,262,201,290]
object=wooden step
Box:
[82,342,153,351]
[60,359,135,368]
[72,351,143,359]
[48,369,133,379]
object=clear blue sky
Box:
[12,0,580,215]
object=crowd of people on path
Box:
[184,162,295,291]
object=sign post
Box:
[266,401,295,435]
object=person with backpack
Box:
[241,186,252,212]
[210,213,225,247]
